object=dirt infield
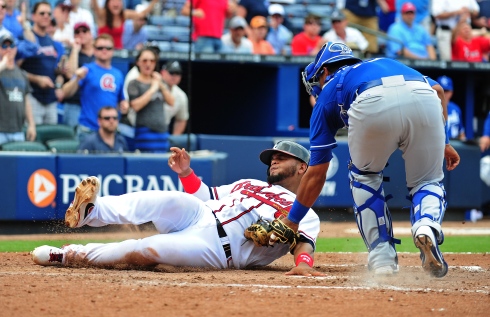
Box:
[1,221,489,316]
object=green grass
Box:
[315,236,490,253]
[1,236,489,253]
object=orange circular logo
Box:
[27,169,57,208]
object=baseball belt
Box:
[212,211,233,265]
[357,75,427,95]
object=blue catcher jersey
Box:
[309,58,439,166]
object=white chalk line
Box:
[319,264,487,272]
[0,270,488,295]
[345,228,490,235]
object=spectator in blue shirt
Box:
[266,4,292,55]
[122,3,148,50]
[3,0,23,39]
[77,106,128,153]
[480,111,490,153]
[437,75,466,141]
[386,2,436,60]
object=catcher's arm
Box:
[286,242,325,277]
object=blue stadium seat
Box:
[289,17,305,34]
[156,41,172,52]
[171,42,193,52]
[175,15,191,27]
[306,4,333,17]
[163,25,191,42]
[284,4,307,18]
[149,15,176,26]
[146,25,167,41]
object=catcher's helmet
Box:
[302,42,361,98]
[260,141,310,166]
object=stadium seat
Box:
[146,25,167,41]
[1,141,48,152]
[35,124,76,144]
[284,4,307,18]
[164,26,191,42]
[46,138,80,153]
[171,41,192,52]
[175,15,191,27]
[289,17,305,33]
[306,4,333,17]
[156,41,172,52]
[149,15,176,26]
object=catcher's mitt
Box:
[244,217,299,250]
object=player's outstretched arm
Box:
[168,147,192,176]
[285,242,325,277]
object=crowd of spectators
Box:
[1,0,490,154]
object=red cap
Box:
[401,2,416,13]
[74,22,90,31]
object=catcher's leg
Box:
[349,166,400,274]
[409,182,448,277]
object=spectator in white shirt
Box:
[266,4,292,55]
[314,10,368,55]
[221,15,253,54]
[52,0,74,47]
[68,0,96,35]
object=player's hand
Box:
[444,144,460,171]
[285,264,325,277]
[169,147,192,176]
[480,136,490,153]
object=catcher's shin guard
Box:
[349,166,400,256]
[409,182,446,244]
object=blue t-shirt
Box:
[20,32,64,104]
[447,101,465,139]
[78,62,125,131]
[309,58,437,166]
[483,111,490,137]
[386,21,433,59]
[77,131,128,153]
[3,9,23,39]
[64,52,95,105]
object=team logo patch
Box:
[100,74,116,92]
[328,42,353,55]
[27,169,57,208]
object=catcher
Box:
[32,141,324,277]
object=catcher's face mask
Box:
[302,42,361,99]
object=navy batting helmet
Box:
[260,141,310,166]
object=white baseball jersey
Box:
[63,178,319,270]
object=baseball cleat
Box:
[414,226,448,278]
[374,264,399,276]
[31,245,64,266]
[65,176,100,228]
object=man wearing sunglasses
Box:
[62,33,128,143]
[77,106,128,153]
[18,1,65,125]
[0,34,36,146]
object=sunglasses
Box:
[169,72,181,76]
[38,11,51,16]
[1,42,15,49]
[139,59,156,64]
[95,46,113,51]
[75,28,89,34]
[100,116,118,121]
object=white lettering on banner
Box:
[60,174,184,204]
[320,181,336,197]
[125,175,144,192]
